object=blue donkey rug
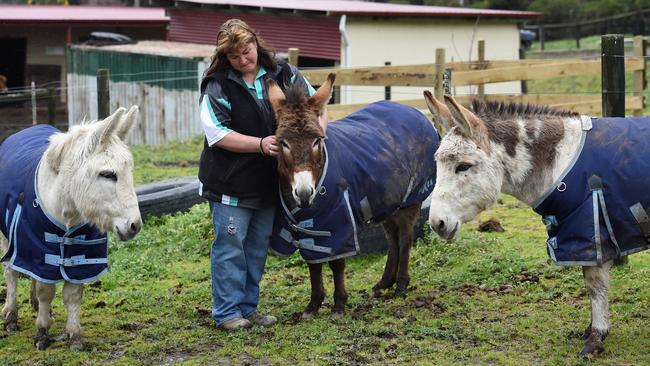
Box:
[533,116,650,266]
[0,125,109,284]
[270,101,439,263]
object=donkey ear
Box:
[93,107,126,151]
[443,95,491,152]
[45,132,71,174]
[423,90,453,136]
[115,105,139,141]
[267,79,286,114]
[308,73,335,113]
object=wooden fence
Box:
[299,35,647,120]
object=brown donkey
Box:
[268,74,439,318]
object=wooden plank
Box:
[327,95,642,120]
[301,59,579,86]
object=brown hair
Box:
[203,19,277,80]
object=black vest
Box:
[198,63,291,201]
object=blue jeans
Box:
[209,201,275,325]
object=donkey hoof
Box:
[5,322,18,333]
[4,311,18,332]
[69,334,84,352]
[330,310,345,320]
[301,312,316,321]
[34,329,49,351]
[579,341,604,356]
[394,288,408,298]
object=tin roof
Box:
[174,0,540,19]
[0,5,169,25]
[72,41,215,59]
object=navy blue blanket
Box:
[270,101,439,263]
[534,116,650,266]
[0,125,109,284]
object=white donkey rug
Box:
[270,101,439,263]
[0,125,108,284]
[533,116,650,266]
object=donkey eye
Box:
[99,171,117,181]
[312,139,320,148]
[455,163,472,174]
[280,140,290,149]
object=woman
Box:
[198,19,322,331]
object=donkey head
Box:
[44,106,142,241]
[424,92,501,241]
[268,73,335,208]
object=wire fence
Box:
[2,52,648,142]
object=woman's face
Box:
[226,41,258,75]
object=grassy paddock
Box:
[1,137,649,365]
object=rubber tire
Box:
[136,176,205,221]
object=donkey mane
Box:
[277,83,322,136]
[471,99,579,121]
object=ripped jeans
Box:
[208,201,275,325]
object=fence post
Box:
[539,25,545,51]
[477,39,485,99]
[519,48,528,94]
[633,35,646,117]
[601,35,625,118]
[47,87,56,125]
[288,48,299,67]
[443,67,452,95]
[434,48,445,100]
[384,61,391,100]
[31,81,37,125]
[97,68,110,120]
[575,24,581,49]
[602,34,628,266]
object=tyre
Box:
[136,176,205,220]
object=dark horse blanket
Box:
[534,116,650,266]
[0,125,108,284]
[270,101,439,263]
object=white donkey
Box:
[0,106,142,351]
[424,91,650,356]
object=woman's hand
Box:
[260,135,279,157]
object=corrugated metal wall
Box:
[169,9,341,61]
[67,47,205,145]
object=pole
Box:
[434,48,445,100]
[477,39,485,99]
[47,87,56,125]
[384,61,391,100]
[601,34,625,118]
[31,81,37,125]
[97,68,110,120]
[288,48,299,67]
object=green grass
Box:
[529,35,603,52]
[130,135,203,185]
[528,34,637,52]
[1,139,649,365]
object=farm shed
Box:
[0,5,168,93]
[162,0,540,103]
[67,41,213,144]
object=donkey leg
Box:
[34,281,55,351]
[63,282,84,351]
[394,205,420,298]
[373,220,399,298]
[329,258,348,317]
[1,234,19,333]
[302,262,325,320]
[580,261,612,356]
